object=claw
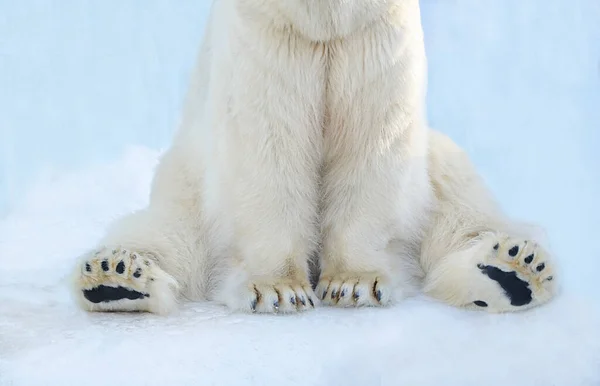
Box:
[331,289,338,299]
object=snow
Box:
[1,1,599,385]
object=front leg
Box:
[207,7,326,313]
[318,4,431,307]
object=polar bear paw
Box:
[72,247,179,315]
[473,235,556,311]
[218,275,319,314]
[316,272,392,307]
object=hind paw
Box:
[72,247,179,315]
[473,235,556,311]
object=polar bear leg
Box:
[71,150,202,315]
[207,3,326,313]
[420,130,558,312]
[317,2,432,308]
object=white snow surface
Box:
[1,1,600,385]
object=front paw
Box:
[316,272,392,307]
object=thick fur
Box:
[71,0,557,315]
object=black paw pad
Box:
[133,268,142,278]
[524,254,534,264]
[473,300,488,307]
[536,263,545,272]
[478,264,532,306]
[116,261,125,274]
[508,246,519,257]
[83,285,149,303]
[493,243,499,250]
[101,260,109,271]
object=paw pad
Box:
[77,247,159,306]
[116,261,125,274]
[476,236,556,310]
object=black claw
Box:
[300,296,306,306]
[290,296,296,305]
[331,289,338,299]
[322,290,327,300]
[524,254,534,264]
[340,289,346,297]
[546,276,553,281]
[536,263,545,272]
[101,260,109,271]
[308,297,314,307]
[85,263,92,272]
[251,299,257,311]
[116,261,125,274]
[493,243,499,250]
[133,268,142,278]
[474,300,488,307]
[477,263,485,269]
[353,291,360,301]
[508,246,519,257]
[376,290,382,302]
[273,301,279,309]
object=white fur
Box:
[71,0,557,315]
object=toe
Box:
[253,284,280,313]
[336,280,357,307]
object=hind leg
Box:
[70,147,204,315]
[423,232,556,312]
[70,204,199,315]
[421,130,557,312]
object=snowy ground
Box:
[1,1,599,385]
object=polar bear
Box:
[71,0,556,315]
